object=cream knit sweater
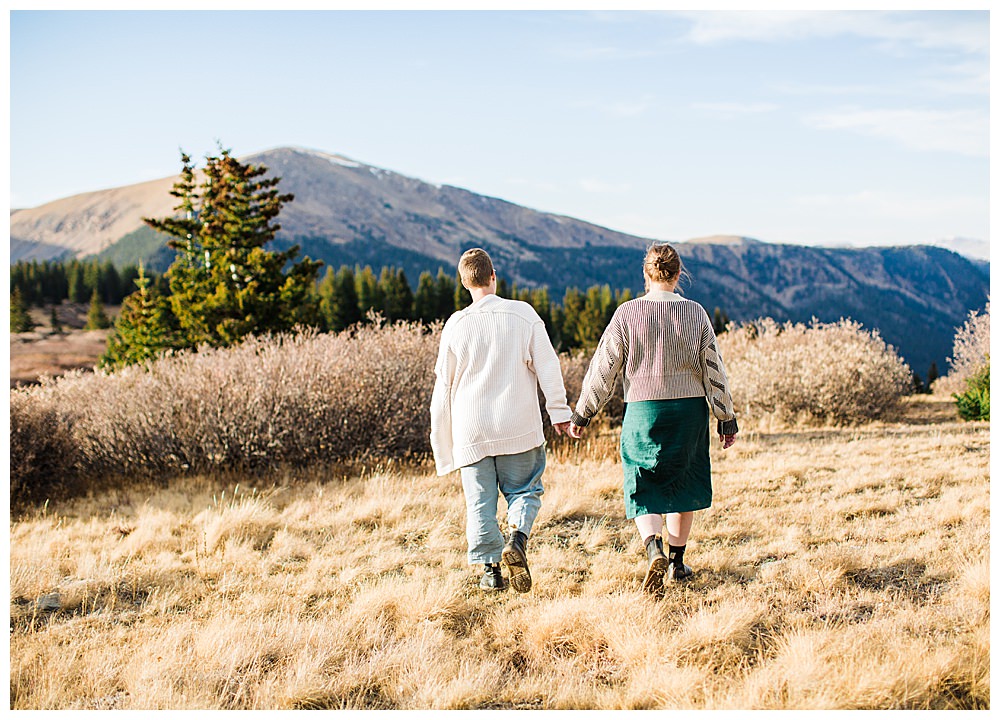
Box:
[430,294,572,475]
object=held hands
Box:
[719,433,737,449]
[552,421,571,436]
[567,423,585,439]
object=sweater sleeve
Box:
[528,319,572,425]
[429,323,457,475]
[699,317,739,436]
[572,311,627,426]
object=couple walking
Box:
[430,245,739,595]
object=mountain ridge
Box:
[9,146,990,375]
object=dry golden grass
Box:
[9,396,989,710]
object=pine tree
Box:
[435,268,456,319]
[144,146,322,348]
[380,267,413,322]
[319,266,362,332]
[10,288,35,333]
[413,271,438,324]
[576,285,614,350]
[101,265,180,370]
[454,273,472,311]
[926,361,939,392]
[49,305,63,334]
[529,287,555,341]
[560,287,584,351]
[713,307,730,335]
[355,265,383,320]
[84,289,112,330]
[68,262,88,303]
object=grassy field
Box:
[9,396,989,710]
[9,304,115,388]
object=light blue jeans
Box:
[459,445,546,565]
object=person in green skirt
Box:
[568,242,739,593]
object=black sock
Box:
[668,544,686,566]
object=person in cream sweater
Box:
[430,248,571,593]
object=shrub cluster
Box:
[719,317,912,425]
[10,321,439,510]
[11,314,918,511]
[933,301,990,396]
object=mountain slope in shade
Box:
[9,146,990,376]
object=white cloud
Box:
[506,177,558,194]
[692,101,778,116]
[579,178,632,194]
[804,107,987,157]
[574,93,656,118]
[677,10,988,56]
[795,189,983,222]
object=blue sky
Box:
[8,8,990,253]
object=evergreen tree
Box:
[576,285,614,350]
[101,265,180,369]
[84,288,112,330]
[355,265,383,319]
[380,267,413,322]
[413,271,438,324]
[713,307,730,335]
[529,287,555,341]
[435,268,456,319]
[49,305,63,334]
[144,146,322,347]
[560,287,584,351]
[454,273,472,311]
[10,288,35,333]
[926,361,939,392]
[319,266,362,332]
[497,277,510,299]
[550,303,566,350]
[68,262,88,303]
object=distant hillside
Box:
[9,146,989,376]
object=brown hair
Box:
[458,248,495,289]
[643,242,686,285]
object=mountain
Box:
[10,146,990,376]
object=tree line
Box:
[12,254,732,352]
[10,258,165,307]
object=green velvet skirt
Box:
[620,397,712,518]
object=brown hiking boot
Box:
[641,535,669,593]
[501,530,532,593]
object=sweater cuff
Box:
[717,418,739,436]
[570,411,591,427]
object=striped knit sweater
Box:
[571,290,739,436]
[430,293,572,475]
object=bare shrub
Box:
[932,301,990,396]
[9,391,80,512]
[9,320,440,506]
[720,318,912,425]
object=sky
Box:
[7,5,991,255]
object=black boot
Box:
[501,530,532,593]
[641,534,669,593]
[667,543,694,582]
[480,563,507,592]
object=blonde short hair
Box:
[643,243,684,284]
[458,248,494,289]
